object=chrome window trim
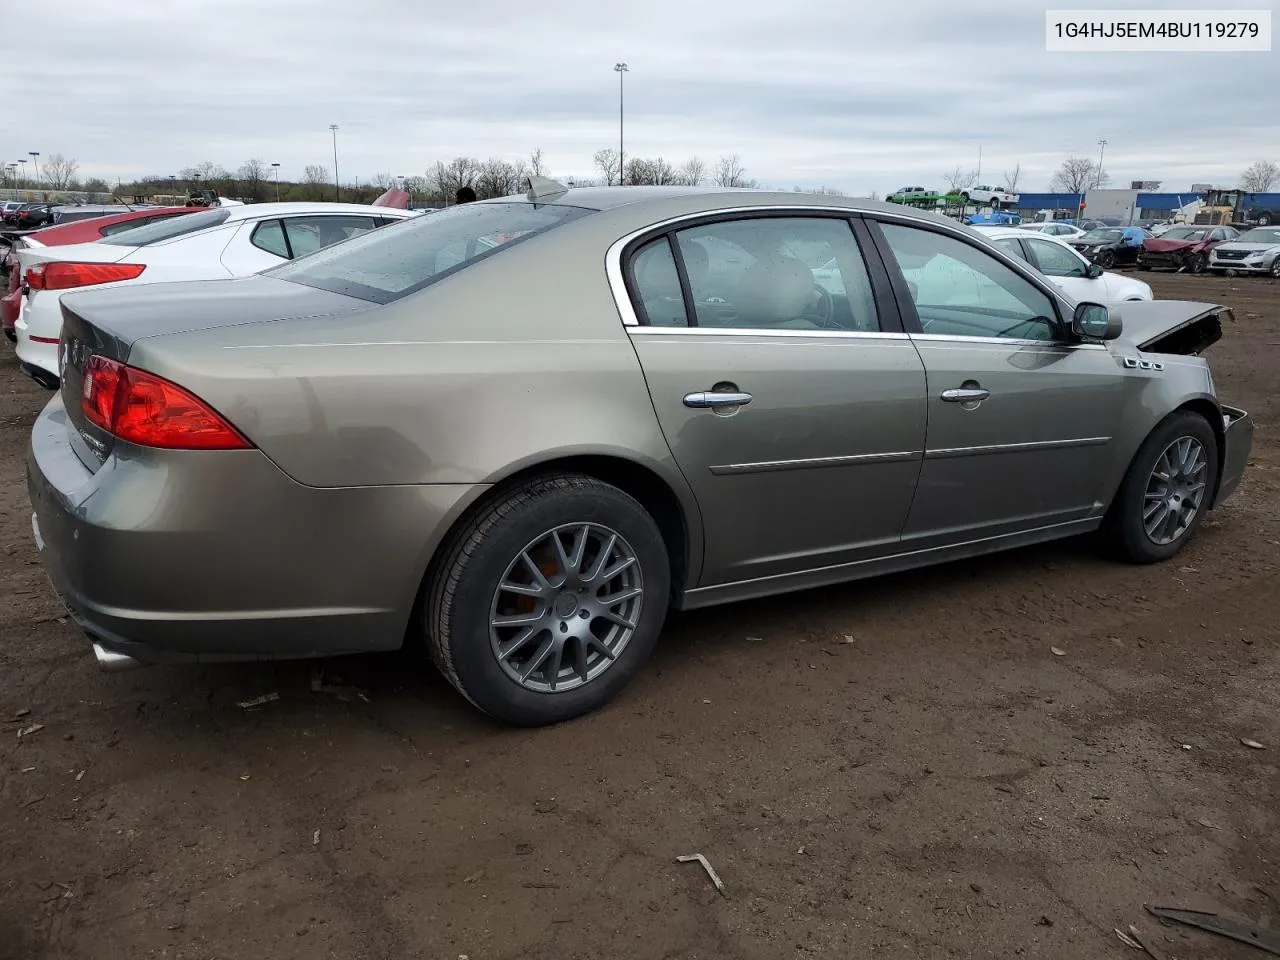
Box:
[627,326,911,341]
[908,333,1109,350]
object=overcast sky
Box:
[5,0,1277,194]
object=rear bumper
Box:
[27,392,485,664]
[14,295,60,381]
[1213,405,1252,508]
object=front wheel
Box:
[1107,411,1218,564]
[1270,258,1280,278]
[1258,213,1273,226]
[425,474,671,726]
[1186,253,1207,274]
[1096,249,1116,269]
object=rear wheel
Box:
[1258,213,1273,226]
[425,474,671,726]
[1107,411,1218,564]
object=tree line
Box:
[5,149,1277,204]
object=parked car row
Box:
[15,181,1253,726]
[5,202,417,387]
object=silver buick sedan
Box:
[28,182,1253,725]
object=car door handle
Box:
[941,387,990,403]
[683,391,753,409]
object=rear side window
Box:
[97,208,231,246]
[251,220,290,258]
[268,201,590,304]
[282,215,377,258]
[630,238,688,327]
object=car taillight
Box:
[81,355,252,451]
[25,262,145,291]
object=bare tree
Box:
[1002,163,1023,194]
[371,172,398,190]
[713,154,751,187]
[794,185,847,196]
[430,157,481,202]
[1050,156,1108,193]
[237,158,269,201]
[593,148,621,186]
[1240,160,1279,194]
[942,166,979,193]
[476,158,525,199]
[648,156,679,185]
[43,153,80,189]
[529,148,548,178]
[302,164,329,200]
[680,157,706,186]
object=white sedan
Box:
[14,202,416,386]
[1017,221,1087,241]
[971,226,1153,302]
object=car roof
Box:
[219,202,417,221]
[474,185,973,231]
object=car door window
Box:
[1208,228,1225,242]
[670,217,880,332]
[629,237,689,327]
[994,237,1027,261]
[283,215,377,258]
[878,222,1058,341]
[1025,238,1089,278]
[251,219,290,258]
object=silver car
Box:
[1208,226,1280,277]
[28,182,1253,726]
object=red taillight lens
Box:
[25,262,145,291]
[81,356,252,450]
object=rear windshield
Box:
[266,201,591,304]
[97,208,231,246]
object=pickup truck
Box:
[962,185,1019,207]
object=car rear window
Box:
[266,201,591,304]
[97,208,231,246]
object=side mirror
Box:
[1086,263,1105,279]
[1072,302,1122,340]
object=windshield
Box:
[1082,229,1122,242]
[268,201,591,304]
[1238,227,1280,244]
[97,208,231,246]
[1161,227,1208,241]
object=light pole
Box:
[329,124,340,202]
[29,151,40,189]
[613,62,628,185]
[271,162,281,201]
[1095,138,1107,188]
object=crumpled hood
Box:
[1114,299,1230,354]
[1143,237,1199,252]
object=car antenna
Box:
[525,176,569,203]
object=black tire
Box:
[425,473,671,726]
[1107,411,1219,564]
[1186,253,1207,274]
[1258,213,1273,226]
[1096,249,1116,269]
[960,192,970,204]
[1270,258,1280,278]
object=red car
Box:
[2,206,197,340]
[1137,225,1240,274]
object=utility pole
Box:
[329,124,340,202]
[271,162,281,201]
[613,63,628,185]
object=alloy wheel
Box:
[1143,437,1208,546]
[488,522,643,693]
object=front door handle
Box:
[941,387,990,403]
[683,391,753,409]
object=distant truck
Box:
[962,185,1019,207]
[1194,189,1280,227]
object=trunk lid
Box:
[1115,300,1228,355]
[58,275,374,467]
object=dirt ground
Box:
[1,271,1278,960]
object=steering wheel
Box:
[800,284,842,329]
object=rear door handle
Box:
[941,387,990,403]
[683,391,753,409]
